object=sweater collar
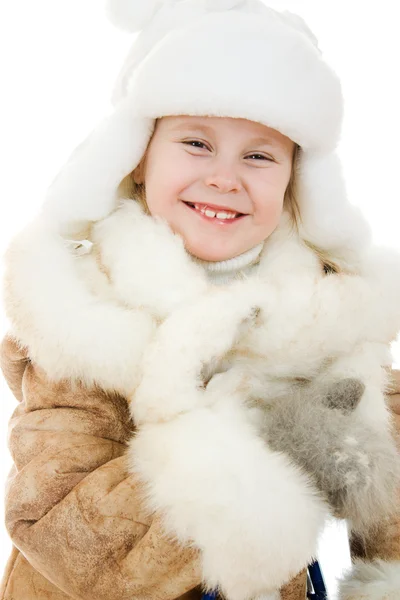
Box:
[192,243,264,284]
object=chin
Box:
[195,252,230,262]
[185,240,246,262]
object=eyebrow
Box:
[169,121,281,147]
[169,121,215,135]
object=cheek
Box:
[143,149,195,217]
[253,174,288,225]
[258,197,284,231]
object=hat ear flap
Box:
[41,99,155,233]
[105,0,164,33]
[297,151,372,265]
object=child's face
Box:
[135,115,294,261]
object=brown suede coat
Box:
[1,334,399,600]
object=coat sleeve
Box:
[1,334,202,600]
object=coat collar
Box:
[3,201,400,396]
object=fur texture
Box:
[126,11,342,152]
[256,378,400,533]
[129,293,328,599]
[338,560,400,599]
[4,201,400,599]
[40,100,155,234]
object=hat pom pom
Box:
[106,0,163,33]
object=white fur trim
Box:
[3,214,155,395]
[129,401,328,600]
[125,10,342,152]
[297,152,372,263]
[91,201,209,318]
[41,98,154,234]
[130,280,269,424]
[338,560,400,600]
[5,206,400,394]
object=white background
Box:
[0,1,399,598]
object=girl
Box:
[1,1,400,599]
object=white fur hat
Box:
[41,0,372,262]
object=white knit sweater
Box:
[194,242,264,285]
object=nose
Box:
[204,163,243,194]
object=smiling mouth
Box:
[183,201,246,221]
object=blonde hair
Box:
[118,134,341,274]
[285,145,341,274]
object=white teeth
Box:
[216,212,236,219]
[193,203,238,219]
